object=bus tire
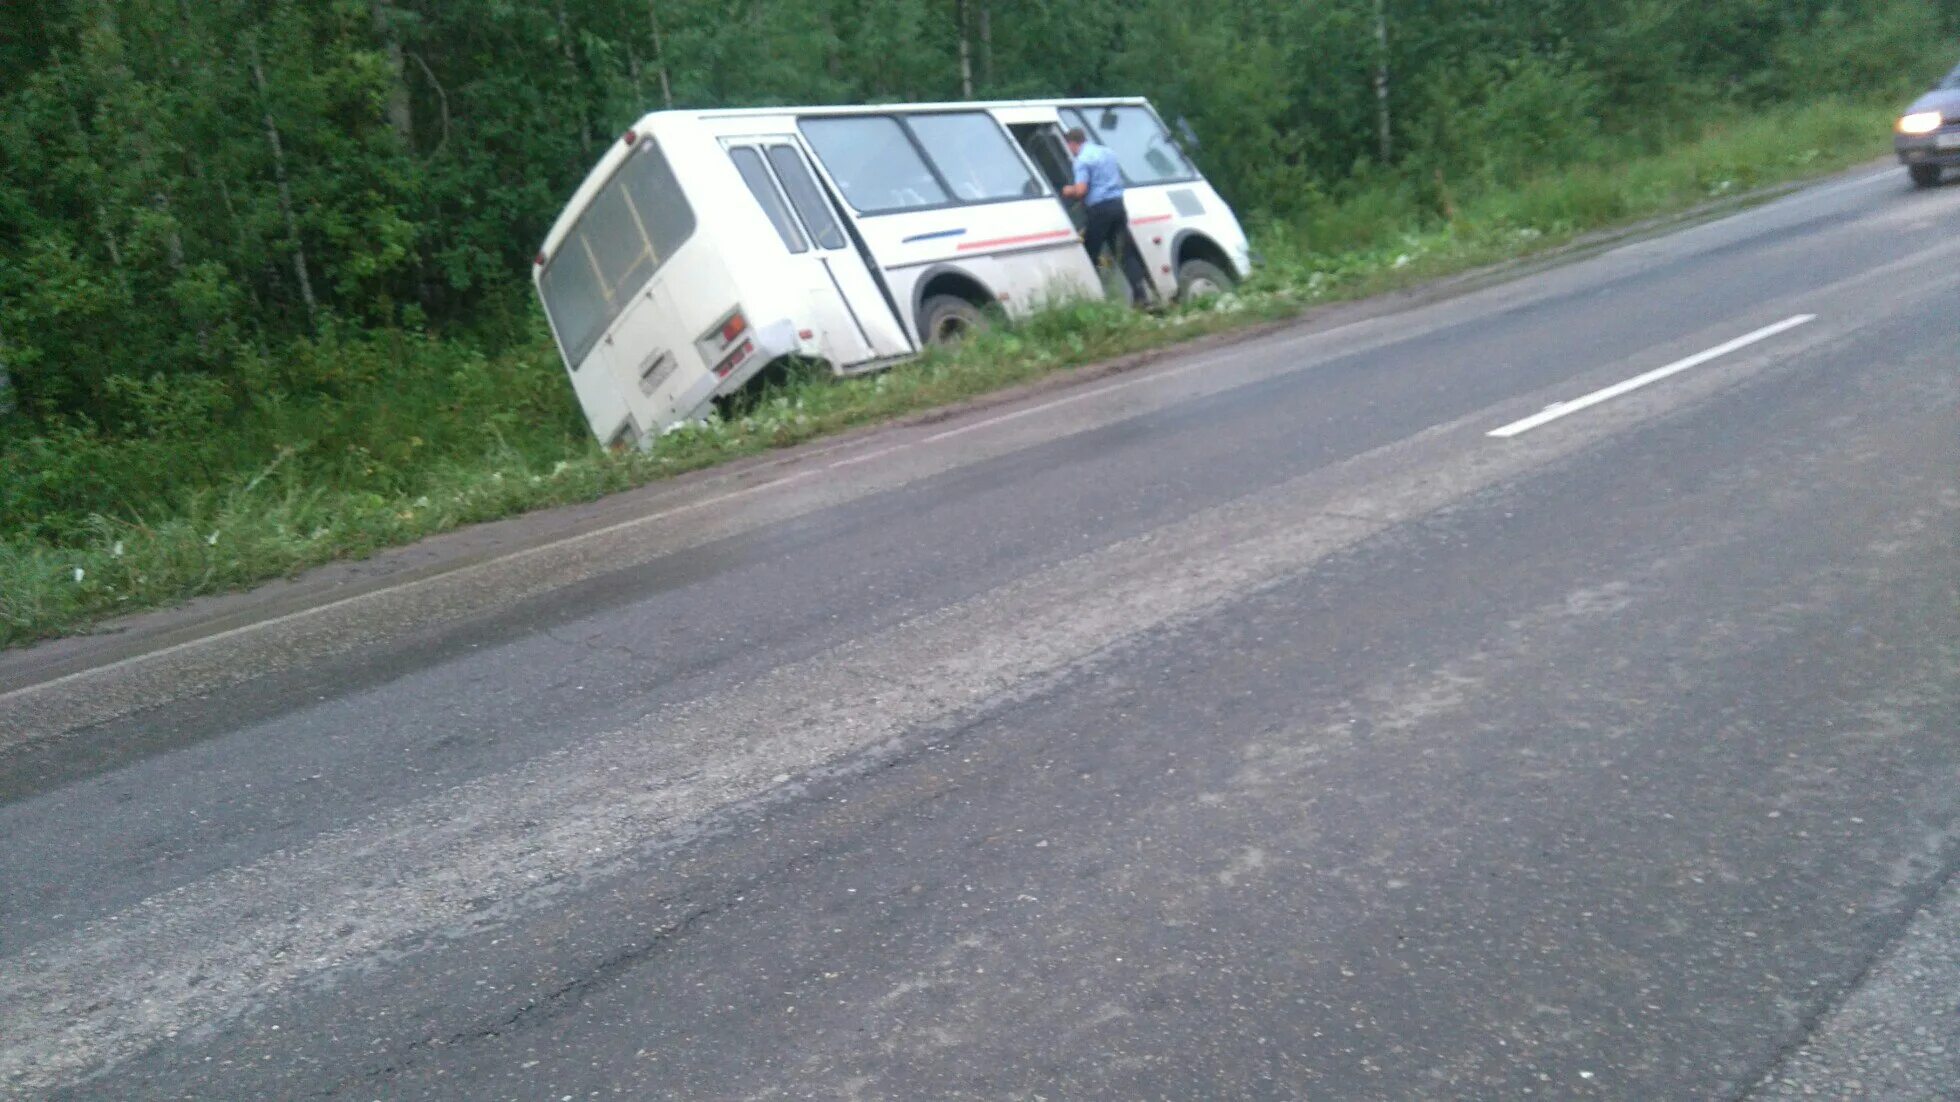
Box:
[919,295,989,346]
[1175,258,1235,303]
[1909,164,1942,189]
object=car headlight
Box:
[1899,111,1943,135]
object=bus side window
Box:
[800,116,949,214]
[766,146,847,251]
[905,112,1041,204]
[730,147,808,254]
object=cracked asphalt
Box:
[2,166,1958,1099]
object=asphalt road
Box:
[3,166,1957,1100]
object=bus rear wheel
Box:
[920,295,989,347]
[1175,258,1235,303]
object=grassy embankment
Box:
[0,96,1904,648]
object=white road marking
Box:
[1798,170,1902,201]
[825,445,903,469]
[920,348,1235,444]
[0,466,821,708]
[1487,315,1816,439]
[916,316,1386,446]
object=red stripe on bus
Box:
[1130,214,1173,225]
[956,229,1076,252]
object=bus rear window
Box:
[1071,105,1198,186]
[541,139,697,367]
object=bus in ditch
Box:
[533,98,1253,449]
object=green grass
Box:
[0,94,1902,649]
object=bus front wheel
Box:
[920,295,989,347]
[1175,258,1235,304]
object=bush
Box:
[0,323,586,545]
[1764,1,1953,99]
[1405,52,1607,187]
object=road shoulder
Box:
[1749,865,1960,1100]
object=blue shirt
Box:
[1072,142,1125,206]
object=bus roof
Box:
[666,96,1151,123]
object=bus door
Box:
[1007,121,1085,235]
[999,107,1137,301]
[722,137,915,366]
[1061,105,1186,303]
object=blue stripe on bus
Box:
[901,228,968,243]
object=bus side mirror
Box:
[1174,117,1201,151]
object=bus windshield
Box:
[1065,105,1198,186]
[540,139,697,366]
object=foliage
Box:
[1764,0,1954,99]
[1404,52,1606,187]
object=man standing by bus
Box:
[1062,126,1154,308]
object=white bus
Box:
[533,98,1253,449]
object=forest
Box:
[2,0,1956,643]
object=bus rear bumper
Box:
[651,319,802,441]
[710,318,802,397]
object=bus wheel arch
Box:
[1170,231,1240,302]
[914,267,997,347]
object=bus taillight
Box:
[714,340,755,379]
[698,309,749,374]
[623,128,638,146]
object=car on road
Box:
[1895,60,1960,187]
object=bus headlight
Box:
[1899,111,1943,136]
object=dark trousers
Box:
[1084,199,1152,305]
